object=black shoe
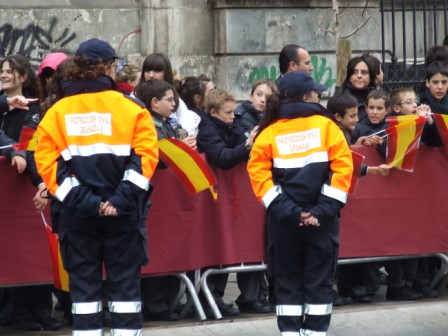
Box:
[350,286,373,303]
[216,301,240,317]
[144,310,179,321]
[238,300,272,314]
[13,317,43,331]
[333,290,352,306]
[204,304,240,319]
[260,298,276,312]
[351,286,369,299]
[386,285,422,301]
[35,316,62,331]
[356,295,372,303]
[413,284,439,298]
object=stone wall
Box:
[0,0,384,99]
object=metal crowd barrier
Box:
[199,254,448,320]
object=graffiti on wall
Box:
[248,65,278,84]
[0,17,76,59]
[311,55,337,89]
[247,55,337,91]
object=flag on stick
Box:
[385,115,425,172]
[12,126,38,151]
[348,150,365,195]
[41,212,69,292]
[158,138,218,200]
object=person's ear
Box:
[19,73,28,84]
[303,93,312,102]
[194,94,202,107]
[288,61,297,72]
[334,113,343,122]
[150,97,159,110]
[426,80,430,88]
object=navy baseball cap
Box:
[75,38,123,63]
[278,71,327,99]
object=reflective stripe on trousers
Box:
[300,330,327,336]
[304,303,332,316]
[72,301,103,315]
[110,329,143,336]
[281,330,327,336]
[72,329,144,336]
[73,329,103,336]
[276,305,303,316]
[109,301,142,313]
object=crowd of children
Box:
[1,39,447,335]
[330,53,446,306]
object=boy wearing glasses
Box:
[135,78,196,149]
[383,87,435,301]
[390,87,432,120]
[134,79,197,321]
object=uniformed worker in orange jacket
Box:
[35,38,158,336]
[247,71,353,336]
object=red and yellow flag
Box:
[432,113,448,152]
[385,115,425,172]
[386,114,424,128]
[42,214,69,292]
[13,126,38,151]
[158,138,218,200]
[348,150,365,195]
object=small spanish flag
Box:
[432,113,448,153]
[13,126,38,151]
[158,138,218,200]
[41,213,69,292]
[348,150,365,195]
[385,115,425,172]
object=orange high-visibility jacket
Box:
[35,89,159,219]
[247,103,353,222]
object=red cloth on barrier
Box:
[340,144,448,258]
[1,144,448,285]
[143,164,266,275]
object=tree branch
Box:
[342,15,373,39]
[362,0,370,16]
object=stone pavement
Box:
[3,274,448,336]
